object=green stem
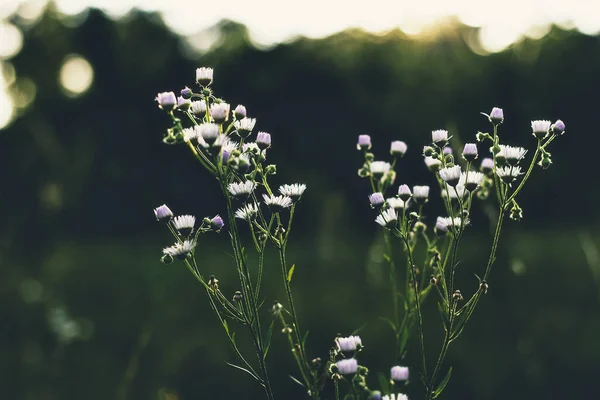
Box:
[506,139,541,204]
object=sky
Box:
[0,0,598,129]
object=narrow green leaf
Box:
[263,321,274,360]
[287,264,296,283]
[289,375,305,388]
[376,372,390,394]
[225,361,261,382]
[222,320,229,335]
[379,317,396,333]
[433,366,453,398]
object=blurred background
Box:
[1,0,599,399]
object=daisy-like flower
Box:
[279,183,307,201]
[221,139,239,163]
[488,107,504,125]
[442,185,466,200]
[531,120,551,139]
[375,208,398,228]
[391,366,409,382]
[369,192,385,207]
[153,204,173,221]
[462,143,478,162]
[390,141,407,157]
[357,134,372,150]
[256,131,271,150]
[177,96,191,111]
[386,197,405,210]
[210,103,230,124]
[413,185,430,204]
[459,171,484,191]
[382,394,409,400]
[370,161,391,177]
[497,145,527,166]
[336,335,362,352]
[227,181,256,197]
[234,104,247,119]
[263,194,293,212]
[198,123,220,146]
[182,127,198,143]
[234,118,257,138]
[243,142,261,156]
[424,156,442,172]
[196,67,213,86]
[435,216,466,234]
[552,119,566,135]
[439,165,462,186]
[496,165,523,183]
[398,184,412,201]
[163,239,196,260]
[172,215,196,233]
[190,100,207,117]
[235,203,259,220]
[336,358,358,375]
[431,129,449,143]
[480,158,494,175]
[156,91,177,111]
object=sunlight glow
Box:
[59,55,94,97]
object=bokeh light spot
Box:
[59,54,94,97]
[0,22,23,60]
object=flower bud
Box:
[357,135,372,150]
[398,184,412,201]
[156,91,177,111]
[423,146,434,157]
[196,67,214,87]
[180,87,193,99]
[390,141,407,157]
[234,104,247,120]
[551,119,565,135]
[489,107,504,124]
[462,143,478,162]
[256,131,272,150]
[177,96,191,111]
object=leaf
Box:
[433,367,453,398]
[397,326,410,356]
[222,320,230,335]
[379,317,397,333]
[437,302,449,331]
[225,361,261,382]
[377,372,390,394]
[287,264,296,283]
[289,375,305,388]
[263,321,274,360]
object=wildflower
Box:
[235,203,259,220]
[497,145,527,166]
[480,158,494,175]
[386,197,405,210]
[177,96,191,111]
[180,86,193,99]
[462,143,478,162]
[235,118,257,137]
[336,358,358,375]
[336,335,362,352]
[390,141,407,157]
[227,181,256,197]
[182,127,198,143]
[442,185,466,200]
[460,171,484,191]
[163,239,196,260]
[375,208,398,228]
[279,183,307,201]
[210,103,230,124]
[435,217,465,234]
[488,107,504,124]
[369,192,385,207]
[443,146,453,155]
[391,365,409,381]
[431,129,448,143]
[357,135,372,150]
[172,215,196,233]
[398,184,412,201]
[234,104,247,119]
[198,123,220,146]
[190,100,207,117]
[210,215,224,232]
[154,204,173,221]
[370,161,391,177]
[424,157,442,172]
[439,165,462,187]
[196,67,213,86]
[256,131,272,150]
[531,120,551,139]
[221,140,238,164]
[552,119,566,135]
[234,154,251,173]
[211,134,227,152]
[155,91,177,111]
[382,394,409,400]
[263,194,293,212]
[496,165,523,183]
[243,142,261,156]
[413,186,429,204]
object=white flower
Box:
[228,181,256,197]
[442,184,466,200]
[182,127,198,143]
[413,185,430,200]
[424,157,442,171]
[531,120,551,139]
[243,142,261,155]
[279,183,307,201]
[496,165,523,183]
[172,215,195,232]
[391,365,409,381]
[235,203,259,220]
[370,161,391,176]
[439,165,462,186]
[369,192,385,207]
[210,103,230,123]
[198,123,220,145]
[196,67,213,85]
[234,117,256,132]
[263,194,293,211]
[497,145,527,165]
[336,335,362,352]
[153,204,173,220]
[162,239,196,259]
[336,358,358,375]
[386,198,405,210]
[383,394,409,400]
[190,100,207,116]
[435,216,466,234]
[390,141,407,156]
[432,129,449,143]
[459,171,484,191]
[375,208,398,228]
[155,91,176,110]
